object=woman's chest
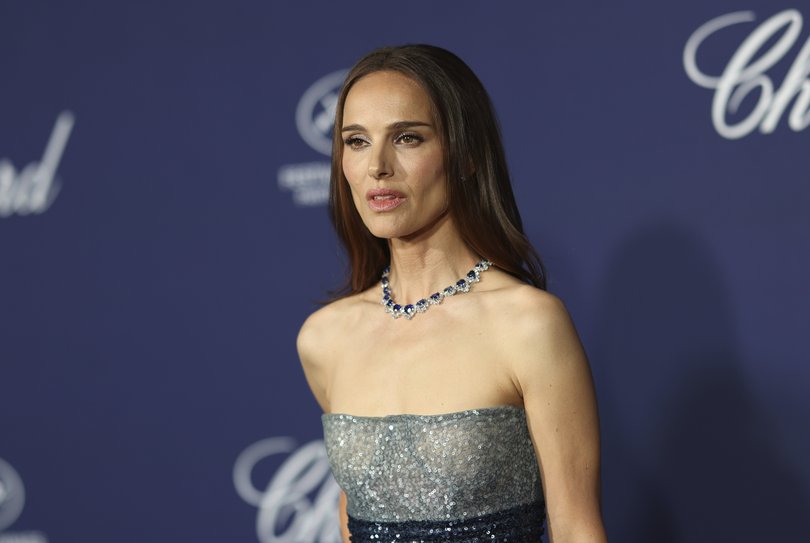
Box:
[327,315,521,415]
[321,405,543,523]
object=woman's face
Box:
[341,70,448,240]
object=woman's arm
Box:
[507,290,607,543]
[339,489,351,542]
[296,309,334,413]
[298,310,352,541]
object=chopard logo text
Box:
[233,437,340,543]
[0,111,74,217]
[684,9,810,139]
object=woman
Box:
[298,44,607,543]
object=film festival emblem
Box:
[278,70,348,207]
[684,9,810,139]
[0,458,47,542]
[0,111,74,218]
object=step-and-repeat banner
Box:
[2,2,808,542]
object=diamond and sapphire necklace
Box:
[380,259,492,320]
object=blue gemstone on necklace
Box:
[456,279,467,288]
[467,271,477,280]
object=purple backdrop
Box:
[2,1,808,541]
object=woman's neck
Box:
[385,215,481,303]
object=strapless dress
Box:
[321,404,546,542]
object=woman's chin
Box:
[366,226,405,240]
[363,213,451,242]
[362,218,413,240]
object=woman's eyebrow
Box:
[341,121,433,132]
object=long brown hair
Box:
[329,44,546,297]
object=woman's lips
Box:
[366,188,406,212]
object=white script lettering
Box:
[0,111,74,217]
[684,10,810,139]
[233,438,341,543]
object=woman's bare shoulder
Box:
[482,273,568,324]
[502,284,568,323]
[296,292,369,414]
[296,292,369,365]
[487,282,578,360]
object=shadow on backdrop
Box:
[592,221,807,542]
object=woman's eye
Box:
[344,136,368,150]
[395,133,423,145]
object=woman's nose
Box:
[367,146,393,179]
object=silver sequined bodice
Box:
[321,404,544,540]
